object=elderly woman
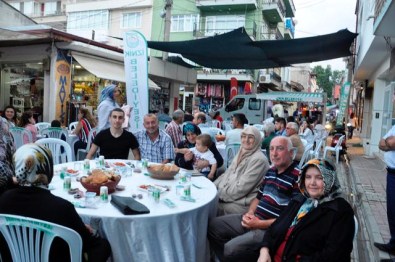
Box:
[215,126,270,215]
[258,158,355,262]
[175,122,223,171]
[0,117,16,194]
[97,84,121,131]
[0,144,111,262]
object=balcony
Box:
[193,18,257,39]
[373,0,395,37]
[258,71,282,91]
[284,18,295,39]
[283,0,295,17]
[196,0,257,11]
[262,0,285,24]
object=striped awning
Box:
[256,92,325,103]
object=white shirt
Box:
[383,125,395,168]
[225,128,243,146]
[190,147,217,172]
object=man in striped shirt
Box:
[208,136,300,261]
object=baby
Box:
[175,134,217,180]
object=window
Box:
[249,98,261,110]
[171,14,199,32]
[226,98,245,112]
[67,10,109,30]
[121,12,142,28]
[23,1,34,15]
[44,2,58,16]
[205,15,245,36]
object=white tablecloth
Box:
[51,160,218,262]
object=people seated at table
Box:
[208,136,300,261]
[73,108,97,156]
[97,84,121,131]
[286,122,305,162]
[1,105,18,127]
[157,107,172,123]
[258,158,355,262]
[274,117,287,136]
[87,108,140,160]
[135,113,174,164]
[214,126,269,216]
[165,109,184,147]
[18,111,38,143]
[299,119,315,145]
[175,134,217,180]
[225,113,248,146]
[0,117,16,195]
[261,122,276,162]
[175,122,223,174]
[0,144,111,262]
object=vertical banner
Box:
[336,81,351,126]
[123,31,149,132]
[55,50,71,125]
[230,77,238,100]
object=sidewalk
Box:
[335,132,393,261]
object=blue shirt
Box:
[135,130,175,163]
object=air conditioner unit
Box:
[259,74,270,83]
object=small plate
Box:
[138,184,168,193]
[66,169,79,176]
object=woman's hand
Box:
[184,151,194,161]
[195,159,209,169]
[257,247,271,262]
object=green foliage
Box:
[312,65,345,98]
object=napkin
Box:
[111,195,150,215]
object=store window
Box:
[205,15,245,36]
[171,14,199,32]
[67,10,109,30]
[121,12,142,29]
[0,62,44,121]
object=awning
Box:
[256,92,325,103]
[71,52,160,90]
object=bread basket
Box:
[147,164,180,180]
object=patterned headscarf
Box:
[299,158,342,202]
[0,117,15,192]
[99,84,117,104]
[13,144,53,188]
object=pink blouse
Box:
[24,124,38,144]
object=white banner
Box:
[123,31,148,132]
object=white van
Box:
[216,95,267,124]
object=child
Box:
[175,134,217,180]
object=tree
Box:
[312,65,345,98]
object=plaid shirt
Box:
[165,121,183,147]
[135,129,175,163]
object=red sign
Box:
[230,77,238,100]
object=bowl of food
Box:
[215,134,226,142]
[147,164,180,180]
[80,169,121,194]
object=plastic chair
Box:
[224,143,241,169]
[159,121,168,130]
[323,135,345,164]
[36,138,73,164]
[253,124,264,131]
[10,127,32,149]
[41,127,69,141]
[77,128,97,160]
[0,214,82,262]
[222,122,233,132]
[298,143,314,168]
[211,120,221,128]
[310,138,324,159]
[34,122,51,135]
[68,121,79,131]
[200,127,224,141]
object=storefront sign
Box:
[55,51,71,124]
[336,82,351,126]
[123,31,148,132]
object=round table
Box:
[51,160,218,262]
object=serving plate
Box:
[138,184,169,193]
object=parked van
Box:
[216,95,267,124]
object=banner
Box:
[123,31,149,132]
[336,82,351,126]
[55,50,71,125]
[230,77,238,100]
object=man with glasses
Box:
[87,108,140,160]
[208,136,300,261]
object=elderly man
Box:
[165,109,184,147]
[208,136,300,261]
[87,108,140,160]
[225,113,248,146]
[135,114,174,164]
[285,122,305,162]
[193,112,210,128]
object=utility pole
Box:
[163,0,173,61]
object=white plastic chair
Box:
[159,121,168,130]
[200,127,224,141]
[222,122,233,132]
[300,138,308,148]
[36,138,73,164]
[298,143,314,168]
[211,120,221,128]
[253,124,264,131]
[34,122,51,135]
[76,128,97,160]
[323,135,345,164]
[10,127,32,149]
[0,214,82,262]
[41,127,69,141]
[310,138,324,159]
[224,143,241,169]
[68,121,79,131]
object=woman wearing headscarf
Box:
[258,158,355,262]
[175,122,223,171]
[0,144,111,262]
[0,117,16,194]
[214,126,269,215]
[97,84,121,131]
